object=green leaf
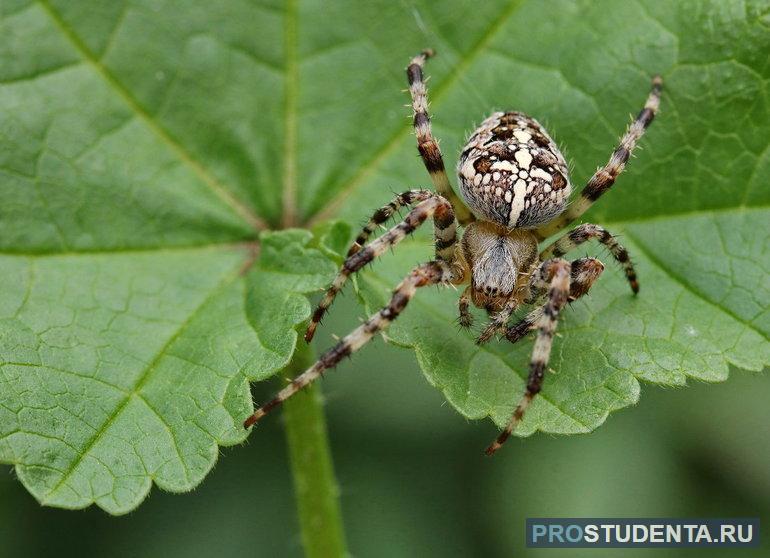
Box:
[0,231,338,515]
[0,0,343,514]
[1,0,768,514]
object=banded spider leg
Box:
[245,194,462,427]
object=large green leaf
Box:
[0,231,339,514]
[1,0,768,514]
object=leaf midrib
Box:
[0,241,256,258]
[623,229,767,340]
[281,0,299,227]
[1,204,764,264]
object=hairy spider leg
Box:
[475,256,605,344]
[535,76,662,239]
[485,258,571,455]
[540,223,638,293]
[305,194,458,342]
[246,261,457,428]
[346,189,434,257]
[407,50,474,225]
[457,286,473,328]
[502,257,605,345]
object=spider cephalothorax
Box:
[245,50,662,455]
[460,222,538,313]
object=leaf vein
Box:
[281,0,299,227]
[307,0,526,225]
[623,230,766,340]
[40,258,242,501]
[35,0,267,231]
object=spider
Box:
[244,49,662,455]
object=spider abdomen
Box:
[457,112,572,229]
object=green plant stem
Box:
[282,339,347,558]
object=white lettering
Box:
[695,525,712,543]
[737,524,753,543]
[633,525,649,543]
[584,525,599,543]
[683,524,698,541]
[666,524,681,543]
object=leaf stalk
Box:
[282,339,348,558]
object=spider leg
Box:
[477,300,517,344]
[245,260,457,428]
[535,76,662,239]
[476,257,604,345]
[485,258,572,455]
[347,189,433,256]
[540,223,638,293]
[567,257,606,300]
[477,261,562,345]
[305,194,458,342]
[504,257,605,345]
[458,286,473,328]
[407,50,474,225]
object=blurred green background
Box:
[2,292,768,557]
